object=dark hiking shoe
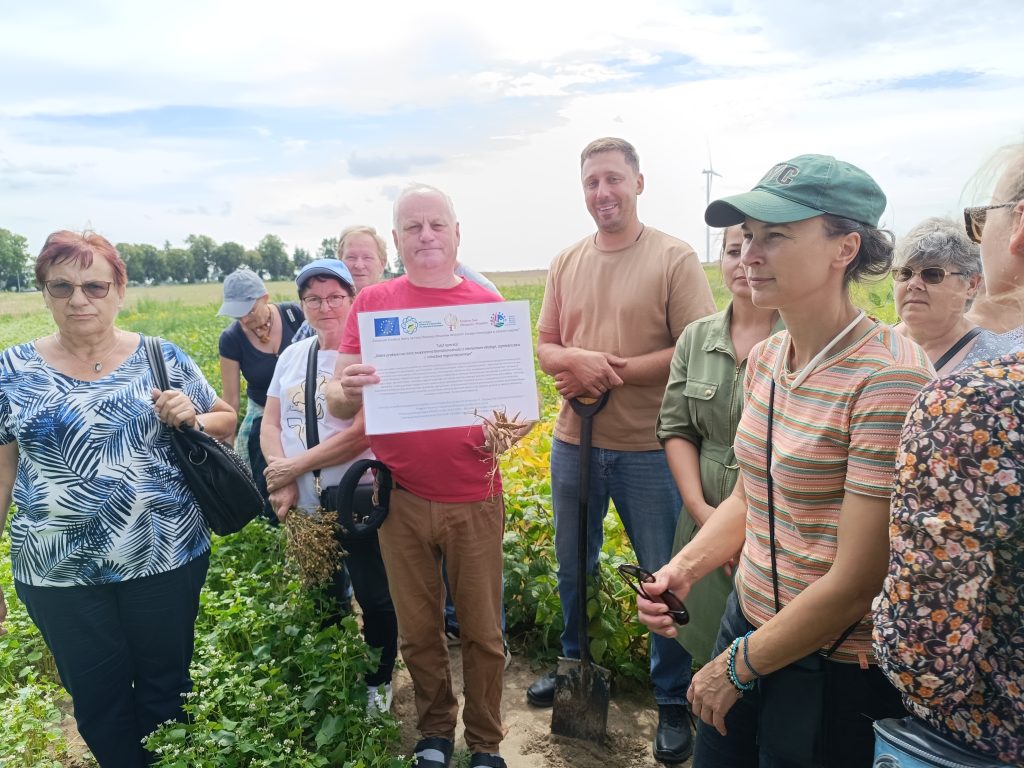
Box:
[526,670,556,707]
[653,704,693,764]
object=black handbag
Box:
[756,379,857,767]
[302,340,391,539]
[873,717,1012,768]
[144,335,264,536]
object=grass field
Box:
[0,265,897,324]
[0,270,549,318]
[0,269,900,765]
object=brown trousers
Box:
[377,489,505,752]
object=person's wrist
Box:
[727,637,756,693]
[665,559,696,594]
[735,658,756,685]
[737,631,762,684]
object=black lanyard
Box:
[766,379,857,656]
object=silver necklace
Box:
[54,331,122,373]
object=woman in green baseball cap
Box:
[636,154,934,768]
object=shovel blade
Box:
[550,656,611,744]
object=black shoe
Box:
[412,737,454,768]
[526,670,556,707]
[653,704,693,764]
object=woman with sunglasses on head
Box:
[635,156,933,768]
[260,259,398,714]
[217,268,305,521]
[964,143,1024,347]
[892,217,1016,377]
[0,231,236,767]
[656,224,783,667]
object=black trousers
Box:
[325,528,398,688]
[247,414,277,524]
[16,552,209,768]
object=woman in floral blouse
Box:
[874,352,1023,766]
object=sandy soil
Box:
[392,643,691,768]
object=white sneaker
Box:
[366,683,393,715]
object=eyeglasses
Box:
[300,293,350,310]
[964,202,1017,243]
[891,266,965,285]
[43,280,112,299]
[616,563,689,625]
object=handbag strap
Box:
[765,378,857,658]
[304,338,321,492]
[933,326,983,371]
[143,335,171,392]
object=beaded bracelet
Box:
[727,637,755,694]
[741,630,763,679]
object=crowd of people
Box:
[0,136,1020,768]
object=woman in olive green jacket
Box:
[656,225,782,664]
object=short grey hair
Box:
[392,183,457,229]
[338,225,388,268]
[894,216,982,276]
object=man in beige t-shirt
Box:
[529,137,715,765]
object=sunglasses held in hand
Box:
[617,563,689,625]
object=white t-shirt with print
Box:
[266,336,373,510]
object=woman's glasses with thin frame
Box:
[43,280,112,299]
[300,294,351,310]
[616,563,689,625]
[891,266,965,285]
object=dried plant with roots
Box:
[283,506,345,588]
[474,408,535,491]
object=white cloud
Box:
[1,0,1021,269]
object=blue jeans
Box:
[551,438,691,705]
[15,552,209,768]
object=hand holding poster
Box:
[356,300,539,435]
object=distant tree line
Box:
[0,229,402,289]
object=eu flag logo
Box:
[374,317,400,337]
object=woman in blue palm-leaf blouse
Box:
[0,231,236,768]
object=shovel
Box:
[551,391,611,744]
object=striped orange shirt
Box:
[733,321,932,663]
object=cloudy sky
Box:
[2,0,1022,271]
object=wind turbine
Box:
[702,153,722,263]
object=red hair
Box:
[35,230,127,288]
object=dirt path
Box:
[392,644,692,768]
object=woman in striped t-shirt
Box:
[636,154,933,768]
